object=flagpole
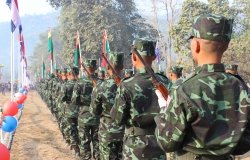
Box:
[11,32,14,100]
[78,31,83,77]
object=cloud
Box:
[0,0,55,22]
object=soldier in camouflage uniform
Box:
[57,68,68,138]
[111,39,169,159]
[225,64,245,82]
[72,59,100,159]
[169,66,183,83]
[60,67,79,154]
[155,14,250,160]
[90,52,125,160]
[98,69,105,80]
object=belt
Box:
[125,126,154,136]
[176,151,232,160]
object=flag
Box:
[19,25,25,61]
[74,31,80,67]
[48,29,54,73]
[6,0,21,32]
[42,59,45,79]
[101,30,110,67]
[54,59,57,70]
[155,41,161,64]
[48,29,53,61]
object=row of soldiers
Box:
[36,13,250,160]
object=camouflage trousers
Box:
[78,124,99,160]
[122,135,166,160]
[63,117,79,146]
[99,140,123,160]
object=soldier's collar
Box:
[135,68,147,74]
[195,64,225,74]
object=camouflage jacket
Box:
[155,64,250,156]
[111,68,170,129]
[90,77,124,141]
[60,79,78,117]
[72,76,99,125]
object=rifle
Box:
[102,52,121,85]
[131,48,169,101]
[80,61,97,86]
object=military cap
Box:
[84,59,97,68]
[48,73,55,78]
[190,14,233,42]
[131,39,156,56]
[72,66,79,75]
[225,64,238,71]
[63,68,68,74]
[108,51,124,67]
[170,66,183,75]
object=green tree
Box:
[29,29,63,76]
[170,0,208,56]
[48,0,158,68]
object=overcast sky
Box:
[0,0,55,22]
[0,0,212,23]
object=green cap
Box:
[190,14,233,42]
[72,66,79,75]
[84,59,97,68]
[225,64,238,71]
[63,68,68,74]
[170,66,183,75]
[131,39,156,56]
[48,73,55,78]
[108,52,124,67]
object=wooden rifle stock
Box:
[101,52,121,85]
[132,49,169,100]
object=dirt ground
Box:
[0,91,78,160]
[1,90,250,160]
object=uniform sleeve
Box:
[90,83,103,116]
[154,88,189,152]
[71,83,80,105]
[59,85,67,102]
[111,84,130,125]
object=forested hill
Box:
[0,12,59,73]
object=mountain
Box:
[0,12,59,79]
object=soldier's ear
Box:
[132,53,136,61]
[195,39,200,54]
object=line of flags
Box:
[6,0,30,84]
[40,29,162,79]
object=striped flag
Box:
[42,58,45,79]
[6,0,21,32]
[74,31,80,67]
[48,29,54,73]
[101,30,110,67]
[19,25,26,61]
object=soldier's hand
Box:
[155,90,167,108]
